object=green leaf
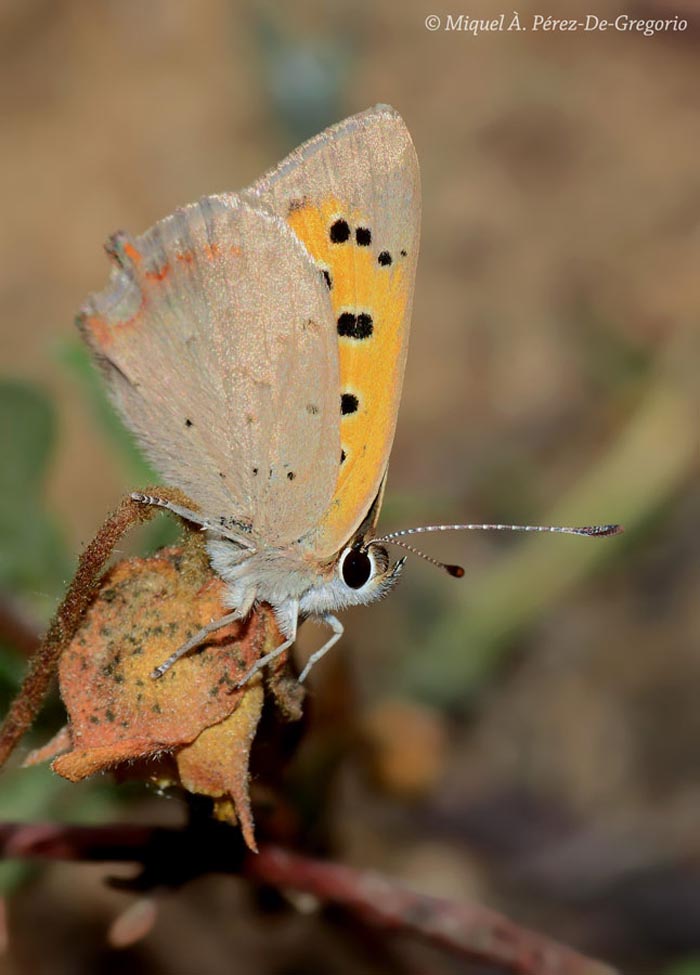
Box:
[664,960,700,975]
[0,381,70,602]
[0,381,54,497]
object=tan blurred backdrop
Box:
[1,1,699,971]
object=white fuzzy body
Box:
[207,535,402,640]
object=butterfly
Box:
[78,105,620,687]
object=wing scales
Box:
[79,196,340,546]
[245,105,420,558]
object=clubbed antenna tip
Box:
[578,524,624,537]
[445,564,465,578]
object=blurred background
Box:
[1,0,699,972]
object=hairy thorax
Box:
[207,537,329,610]
[206,534,400,632]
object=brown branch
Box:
[0,488,193,768]
[0,820,618,975]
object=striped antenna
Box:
[368,522,623,578]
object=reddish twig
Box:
[0,820,618,975]
[246,846,616,975]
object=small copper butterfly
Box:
[78,105,620,686]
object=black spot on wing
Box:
[341,393,359,415]
[184,418,193,427]
[322,269,333,290]
[355,227,371,246]
[378,251,392,266]
[330,219,350,243]
[337,312,373,339]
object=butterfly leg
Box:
[150,609,244,679]
[131,493,255,548]
[297,614,344,683]
[234,605,298,689]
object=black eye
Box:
[341,548,372,589]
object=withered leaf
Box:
[28,544,290,850]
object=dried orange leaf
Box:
[51,546,278,780]
[176,683,264,851]
[26,538,301,850]
[23,726,72,767]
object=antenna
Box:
[377,522,623,542]
[368,521,622,577]
[368,536,465,577]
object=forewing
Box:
[244,104,420,558]
[78,196,340,546]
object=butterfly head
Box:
[334,537,406,606]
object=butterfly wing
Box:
[244,104,420,559]
[78,196,340,546]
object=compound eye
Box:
[340,547,373,590]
